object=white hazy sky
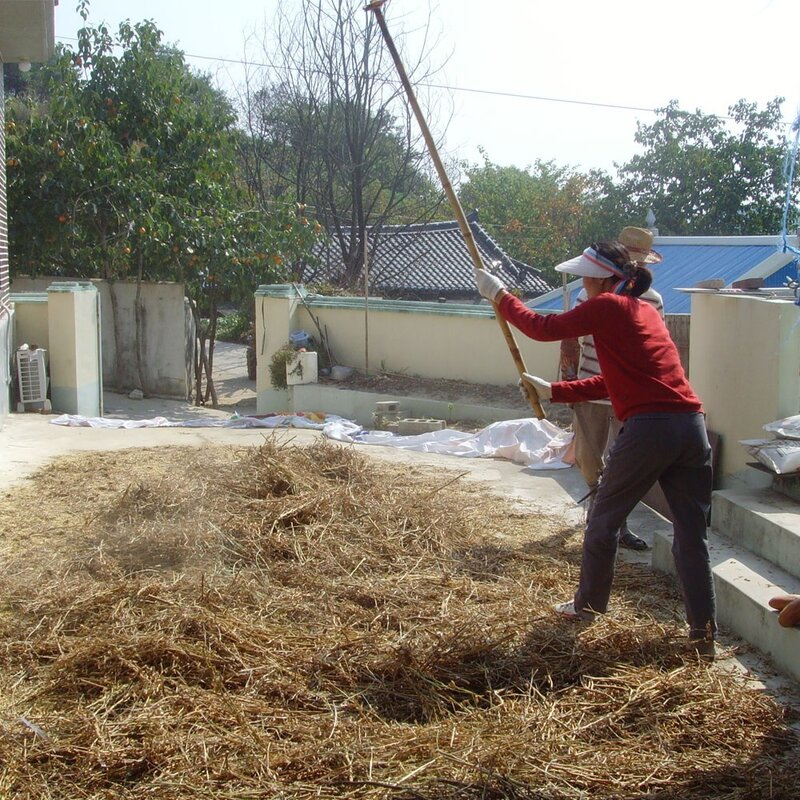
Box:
[53,0,800,175]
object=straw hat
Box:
[618,226,662,264]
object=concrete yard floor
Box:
[2,379,800,714]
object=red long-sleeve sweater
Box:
[497,291,703,421]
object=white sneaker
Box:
[553,600,596,622]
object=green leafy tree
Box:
[458,152,625,282]
[5,6,319,402]
[617,98,796,235]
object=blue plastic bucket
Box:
[289,330,312,349]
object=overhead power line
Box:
[54,35,733,122]
[175,50,714,119]
[56,34,800,128]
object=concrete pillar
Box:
[689,293,800,485]
[254,284,306,414]
[47,281,102,416]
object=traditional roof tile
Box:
[305,211,554,299]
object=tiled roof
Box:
[529,236,799,314]
[306,211,554,299]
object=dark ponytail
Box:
[625,264,653,297]
[594,240,652,297]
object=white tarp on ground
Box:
[51,414,573,470]
[324,417,573,469]
[50,413,333,430]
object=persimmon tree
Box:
[5,5,319,403]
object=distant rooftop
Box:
[306,211,554,300]
[529,235,799,314]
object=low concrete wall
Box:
[254,285,560,414]
[10,291,48,351]
[11,277,193,399]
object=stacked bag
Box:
[741,415,800,475]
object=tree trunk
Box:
[134,250,147,394]
[187,294,217,406]
[108,281,123,391]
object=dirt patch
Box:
[322,371,574,427]
[0,440,795,798]
[328,372,525,406]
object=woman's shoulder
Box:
[588,292,627,308]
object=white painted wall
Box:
[11,277,193,399]
[689,293,800,484]
[0,309,11,423]
[47,282,101,416]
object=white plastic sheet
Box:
[50,413,335,430]
[323,417,573,469]
[739,414,800,474]
[50,413,574,470]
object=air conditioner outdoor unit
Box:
[16,346,51,412]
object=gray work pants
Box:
[574,412,716,640]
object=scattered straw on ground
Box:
[0,438,796,799]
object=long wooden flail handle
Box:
[365,1,545,420]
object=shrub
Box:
[216,311,251,343]
[269,344,297,390]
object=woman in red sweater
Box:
[475,241,716,658]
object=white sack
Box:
[763,415,800,440]
[740,438,800,475]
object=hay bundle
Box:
[0,438,795,799]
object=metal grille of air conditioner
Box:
[17,348,48,404]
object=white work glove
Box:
[474,267,506,302]
[519,372,552,401]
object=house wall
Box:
[689,293,800,484]
[255,285,560,412]
[11,277,193,399]
[0,64,11,424]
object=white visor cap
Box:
[554,248,625,279]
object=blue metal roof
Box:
[530,243,790,313]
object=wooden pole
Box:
[363,234,370,375]
[365,1,545,419]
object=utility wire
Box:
[55,34,782,124]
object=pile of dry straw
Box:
[0,437,796,799]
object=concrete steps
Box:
[651,486,800,683]
[711,488,800,577]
